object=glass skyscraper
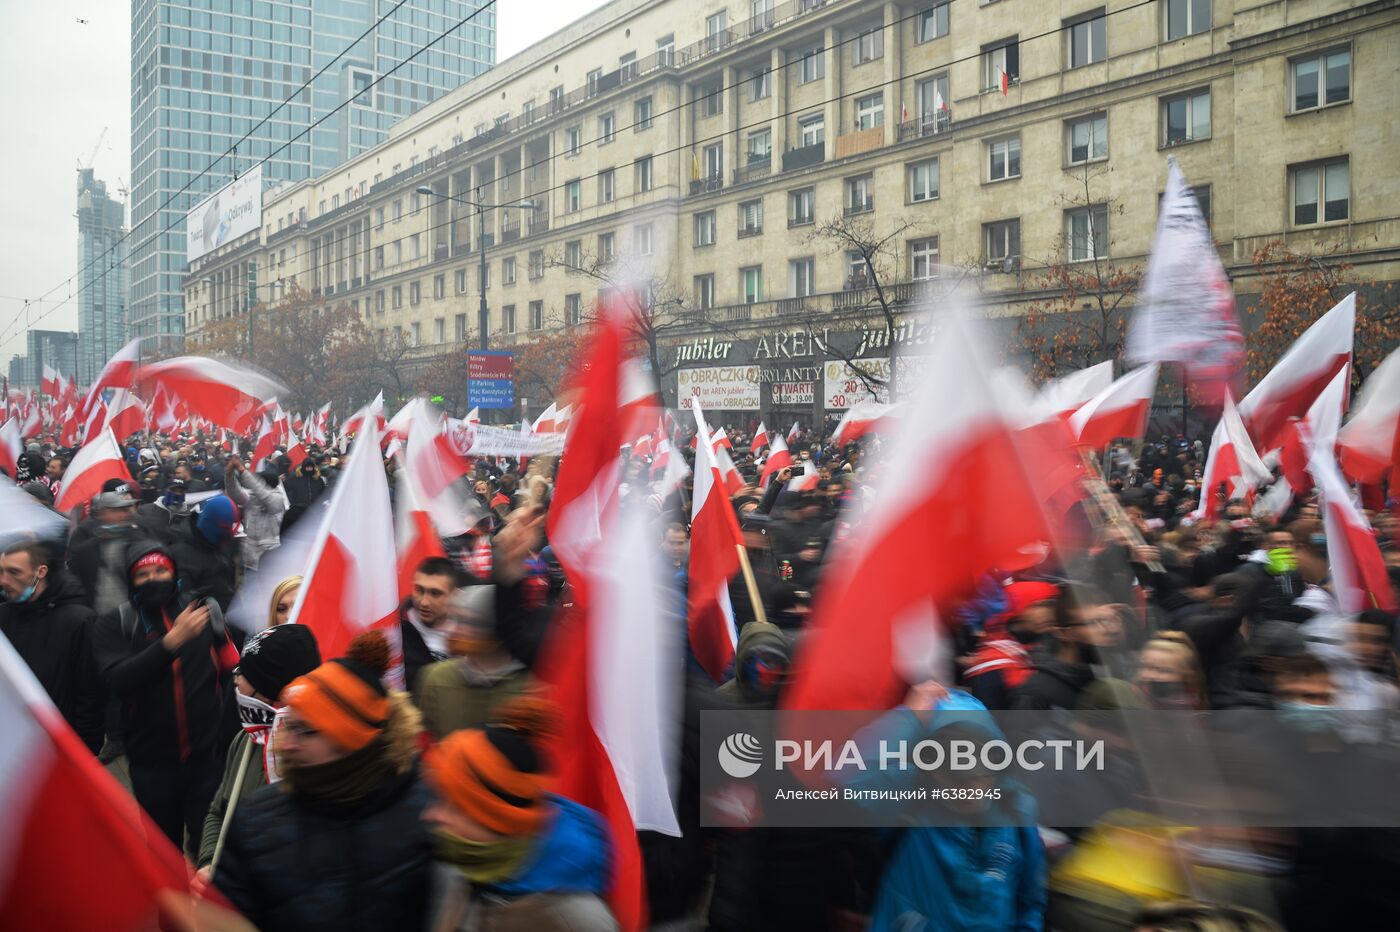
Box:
[128,0,495,350]
[76,168,129,383]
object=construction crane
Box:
[78,126,108,170]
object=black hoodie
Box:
[0,570,105,753]
[91,541,237,766]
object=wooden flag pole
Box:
[1079,448,1165,574]
[735,544,768,626]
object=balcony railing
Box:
[782,142,825,172]
[734,157,772,185]
[675,0,848,65]
[775,297,811,315]
[898,113,953,142]
[689,174,724,196]
[737,224,763,239]
[843,198,874,217]
[834,125,885,160]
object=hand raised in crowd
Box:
[494,505,545,586]
[163,600,211,652]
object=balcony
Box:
[734,157,772,185]
[775,297,812,316]
[689,174,724,196]
[501,227,521,244]
[782,142,825,172]
[737,223,763,239]
[834,125,885,160]
[898,113,952,142]
[675,0,847,66]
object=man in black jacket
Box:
[398,556,460,697]
[67,479,150,617]
[92,541,239,854]
[0,540,105,752]
[166,494,241,611]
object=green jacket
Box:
[417,657,529,740]
[198,730,267,868]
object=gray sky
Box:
[0,0,608,367]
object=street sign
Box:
[467,350,515,410]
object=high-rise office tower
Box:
[128,0,495,350]
[76,168,128,383]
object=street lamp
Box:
[416,184,536,349]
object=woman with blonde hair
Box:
[1135,631,1208,710]
[267,576,303,628]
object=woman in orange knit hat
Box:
[422,697,618,931]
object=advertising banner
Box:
[186,164,263,262]
[823,358,890,409]
[678,366,761,410]
[771,381,815,406]
[467,350,515,410]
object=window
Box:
[619,51,638,81]
[987,136,1022,181]
[846,175,874,213]
[503,256,516,285]
[1291,49,1350,112]
[410,235,422,261]
[565,126,581,155]
[598,233,615,262]
[391,241,403,265]
[565,179,581,212]
[982,38,1019,91]
[549,85,564,113]
[433,274,445,299]
[565,240,582,268]
[910,237,940,280]
[799,114,825,148]
[739,199,763,235]
[695,211,716,246]
[529,250,544,280]
[409,281,421,305]
[703,144,723,181]
[854,27,884,65]
[747,129,772,164]
[1291,158,1349,225]
[376,290,385,313]
[790,258,816,298]
[411,322,421,346]
[480,264,490,290]
[392,285,403,308]
[635,157,653,192]
[1164,0,1210,41]
[984,219,1021,264]
[598,112,615,144]
[750,68,771,102]
[917,75,951,131]
[634,223,654,255]
[529,301,543,330]
[565,293,582,326]
[695,275,716,310]
[1067,205,1109,261]
[410,192,420,213]
[657,34,675,67]
[374,207,384,230]
[596,169,615,205]
[789,188,814,226]
[751,0,775,30]
[454,314,467,341]
[374,245,385,269]
[908,158,940,202]
[392,200,402,221]
[503,305,516,334]
[1067,12,1106,68]
[522,99,536,124]
[741,266,763,303]
[856,94,885,130]
[701,81,723,117]
[1162,88,1211,145]
[706,11,728,50]
[799,46,825,84]
[635,96,653,129]
[917,3,949,43]
[433,318,445,343]
[1067,114,1108,164]
[586,68,602,97]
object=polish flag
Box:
[0,634,235,929]
[1338,347,1400,489]
[999,68,1010,96]
[0,419,19,477]
[540,294,675,931]
[403,401,474,512]
[1279,365,1350,494]
[711,428,734,450]
[308,402,332,445]
[784,312,1069,713]
[58,408,81,449]
[758,434,792,486]
[150,386,182,434]
[1309,444,1397,613]
[251,403,281,468]
[750,421,770,454]
[651,436,673,474]
[54,428,131,513]
[464,407,481,429]
[1068,364,1159,449]
[713,441,746,496]
[531,402,559,435]
[788,466,820,493]
[1038,361,1114,421]
[385,396,424,443]
[1238,292,1354,452]
[554,403,573,435]
[832,400,901,445]
[630,433,653,458]
[340,392,385,437]
[1193,391,1272,522]
[787,421,801,444]
[688,401,742,681]
[394,455,447,601]
[279,412,309,471]
[286,417,399,662]
[40,365,60,400]
[80,399,109,446]
[101,390,147,444]
[135,356,284,435]
[81,337,144,418]
[17,404,41,441]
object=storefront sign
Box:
[823,358,890,409]
[673,336,736,366]
[677,366,762,410]
[771,381,815,406]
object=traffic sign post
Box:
[467,350,516,411]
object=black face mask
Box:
[134,579,176,609]
[1010,626,1042,646]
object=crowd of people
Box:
[2,416,1398,931]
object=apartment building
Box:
[185,0,1400,420]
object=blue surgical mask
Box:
[1278,701,1341,734]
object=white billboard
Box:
[186,164,263,262]
[823,358,890,409]
[677,366,761,410]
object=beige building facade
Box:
[185,0,1400,418]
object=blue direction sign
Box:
[467,350,516,410]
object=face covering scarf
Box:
[236,691,287,783]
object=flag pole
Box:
[1079,448,1165,574]
[207,738,256,882]
[734,544,768,626]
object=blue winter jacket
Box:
[487,794,612,898]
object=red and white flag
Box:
[1193,391,1271,522]
[784,312,1070,712]
[0,419,20,477]
[40,365,60,400]
[1309,444,1397,613]
[339,392,385,437]
[1067,364,1159,449]
[531,402,559,435]
[286,417,399,662]
[711,427,734,450]
[1037,360,1114,421]
[53,428,131,513]
[394,455,447,601]
[688,401,741,681]
[150,386,183,434]
[1238,292,1354,452]
[81,337,143,418]
[307,403,333,445]
[750,421,769,454]
[0,634,229,929]
[713,438,746,496]
[464,407,481,429]
[786,421,801,444]
[758,434,793,486]
[832,400,901,446]
[136,355,284,435]
[630,433,653,459]
[1338,347,1400,489]
[100,390,147,444]
[17,403,41,442]
[1279,365,1350,496]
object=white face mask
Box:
[236,690,280,728]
